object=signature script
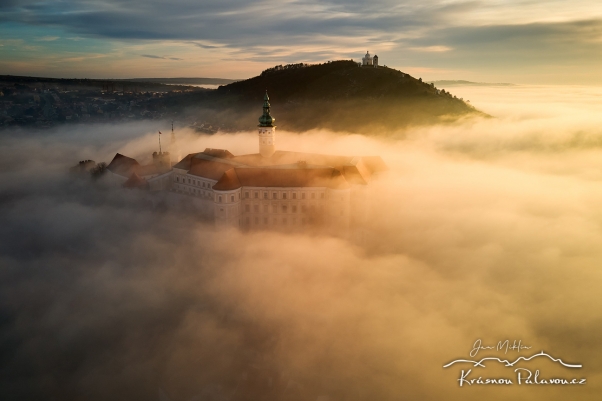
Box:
[470,339,532,357]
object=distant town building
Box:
[105,92,387,231]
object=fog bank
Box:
[1,85,602,400]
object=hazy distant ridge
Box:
[123,77,240,85]
[428,80,515,87]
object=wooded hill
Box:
[181,60,486,133]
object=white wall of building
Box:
[214,188,242,227]
[259,126,276,158]
[148,166,374,233]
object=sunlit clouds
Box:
[0,1,601,82]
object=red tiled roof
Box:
[123,172,148,189]
[361,156,389,173]
[172,153,196,170]
[338,158,372,185]
[170,149,387,189]
[326,169,351,190]
[202,148,234,158]
[213,167,350,191]
[231,150,354,168]
[107,153,140,177]
[188,158,236,180]
[212,168,241,190]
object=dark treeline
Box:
[1,61,486,133]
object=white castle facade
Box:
[106,92,387,231]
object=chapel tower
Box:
[258,91,276,158]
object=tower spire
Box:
[258,90,275,127]
[169,120,181,162]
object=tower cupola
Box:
[362,51,373,66]
[258,91,275,127]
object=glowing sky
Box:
[1,0,601,83]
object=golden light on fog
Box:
[1,84,601,399]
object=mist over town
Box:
[2,1,602,400]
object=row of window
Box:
[244,191,324,200]
[218,205,239,215]
[175,175,212,189]
[216,194,241,203]
[244,216,307,226]
[243,204,327,214]
[176,183,347,207]
[174,184,212,198]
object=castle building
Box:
[361,51,378,67]
[106,92,387,230]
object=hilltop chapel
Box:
[361,51,378,67]
[106,92,387,230]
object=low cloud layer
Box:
[1,85,602,400]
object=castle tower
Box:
[258,91,276,158]
[153,130,171,173]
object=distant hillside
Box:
[0,65,489,133]
[429,80,515,87]
[0,75,201,92]
[123,77,240,85]
[178,61,487,133]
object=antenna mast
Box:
[171,120,176,145]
